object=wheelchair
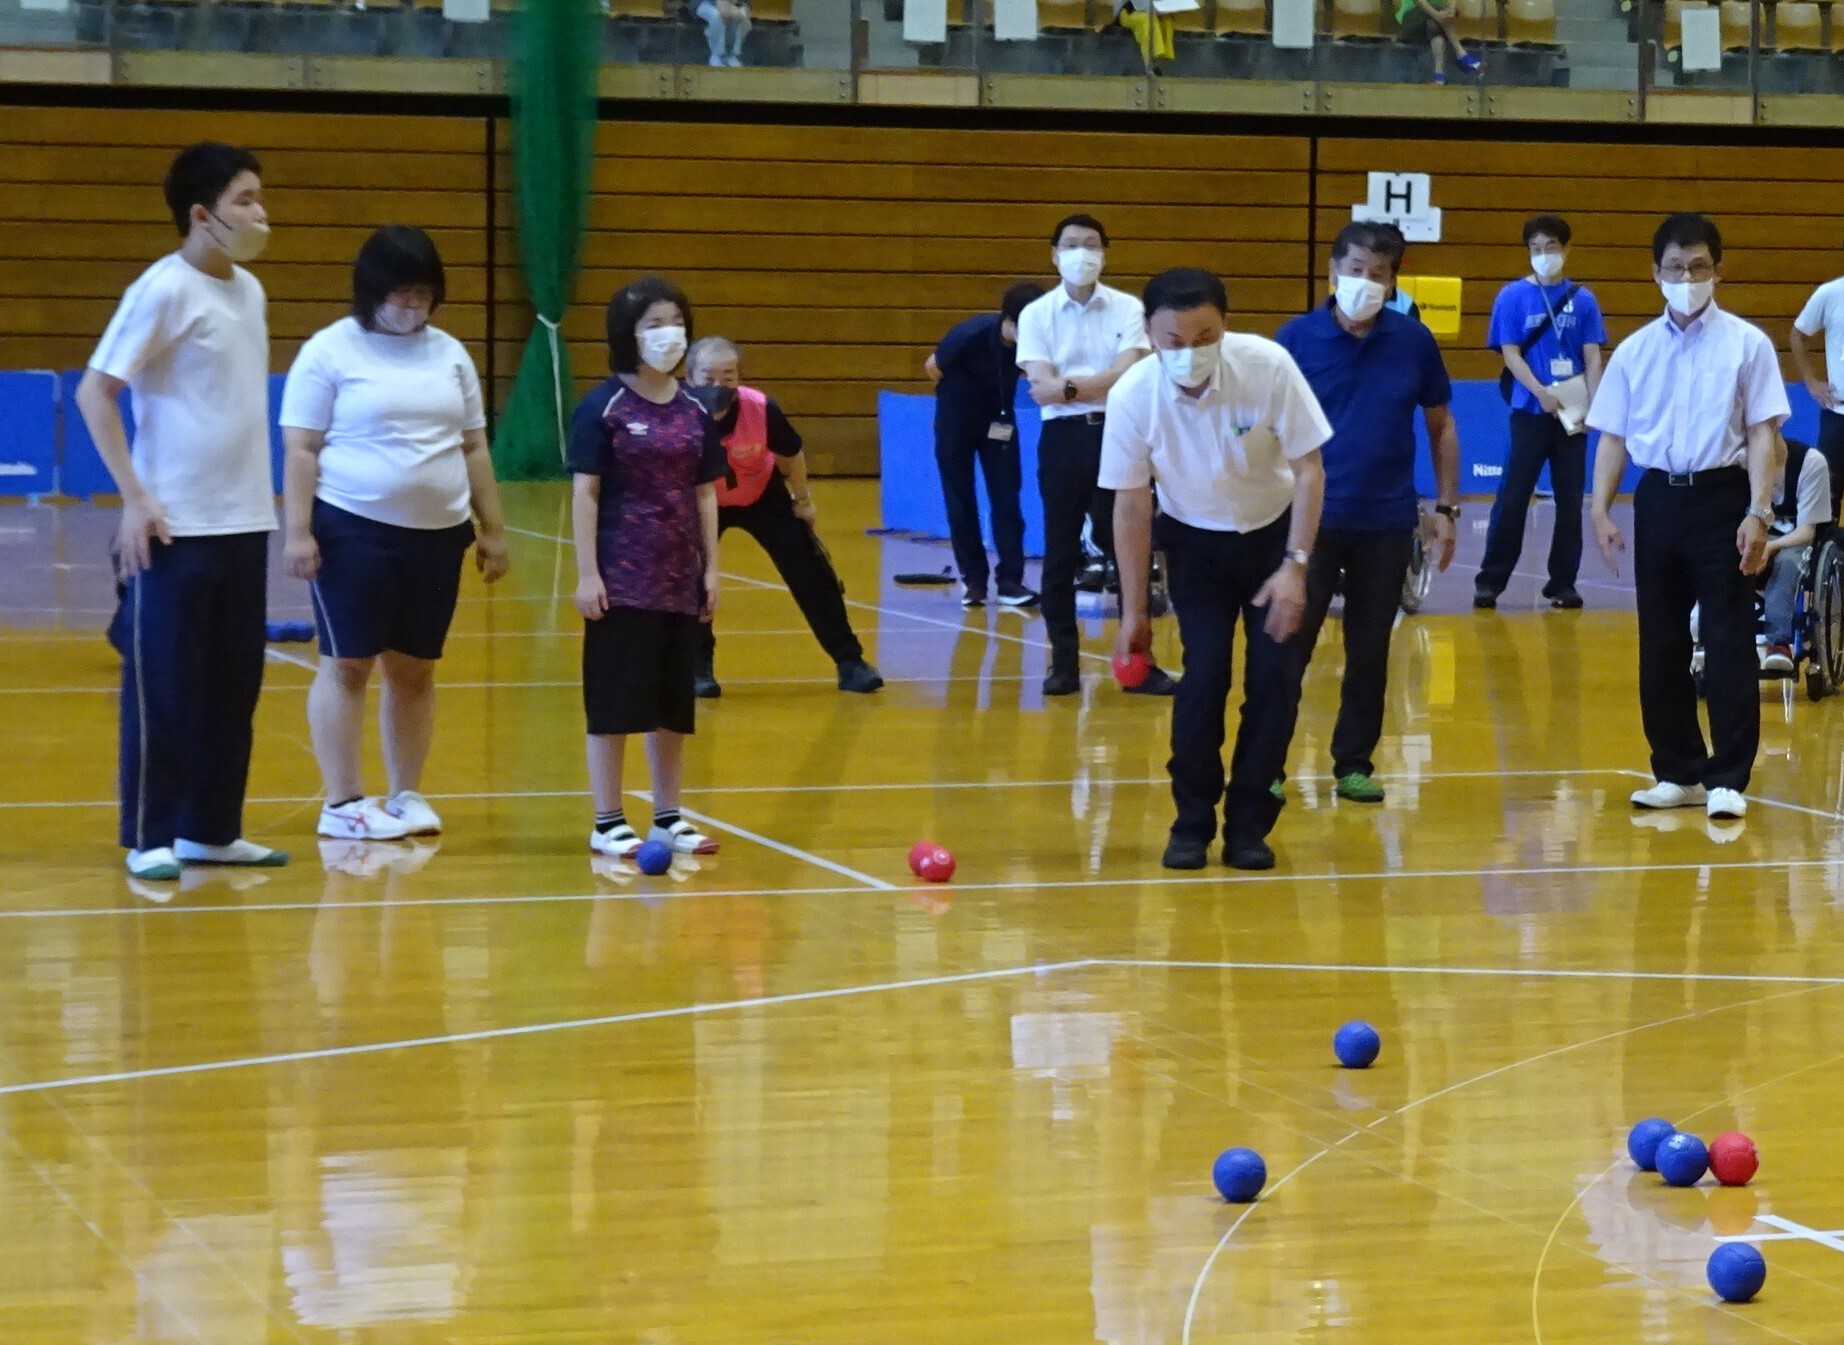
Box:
[1690,530,1844,703]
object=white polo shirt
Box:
[1586,300,1789,473]
[1097,332,1332,534]
[1015,281,1150,419]
[1794,275,1844,402]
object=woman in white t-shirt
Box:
[280,225,510,843]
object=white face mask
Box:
[209,212,269,263]
[1531,251,1564,281]
[639,325,688,373]
[1660,279,1715,317]
[1333,274,1388,323]
[1056,247,1104,288]
[1158,342,1220,389]
[373,302,429,336]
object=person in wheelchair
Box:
[1760,432,1832,674]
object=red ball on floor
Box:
[1709,1132,1759,1187]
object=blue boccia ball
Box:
[1656,1132,1710,1187]
[1334,1021,1381,1070]
[635,839,674,875]
[1627,1117,1677,1172]
[1212,1147,1267,1203]
[1707,1243,1767,1303]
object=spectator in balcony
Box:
[1397,0,1482,84]
[696,0,750,67]
[1113,0,1175,73]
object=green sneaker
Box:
[1269,779,1287,804]
[1335,773,1385,804]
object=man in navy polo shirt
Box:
[1476,213,1607,610]
[927,281,1046,609]
[1274,221,1461,804]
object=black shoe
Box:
[694,665,722,699]
[1124,665,1179,696]
[1162,836,1209,869]
[1224,837,1276,870]
[997,582,1040,608]
[1076,558,1108,593]
[1102,561,1121,596]
[960,582,986,608]
[1547,588,1584,610]
[1042,667,1081,696]
[837,659,884,693]
[1473,588,1498,610]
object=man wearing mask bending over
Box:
[1016,213,1174,698]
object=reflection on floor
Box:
[1,481,1841,1344]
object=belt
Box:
[1047,411,1106,427]
[1644,465,1747,487]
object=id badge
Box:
[1549,357,1575,378]
[988,421,1014,442]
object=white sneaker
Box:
[709,54,725,66]
[318,798,413,842]
[1707,788,1747,820]
[724,54,743,67]
[1630,781,1707,810]
[174,838,289,866]
[589,822,642,858]
[652,819,719,855]
[384,790,442,836]
[126,847,180,881]
[1762,646,1796,674]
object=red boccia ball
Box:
[917,846,956,883]
[907,841,935,877]
[1709,1132,1759,1187]
[1112,650,1151,689]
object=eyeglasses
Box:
[1658,264,1716,282]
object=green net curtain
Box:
[492,0,602,480]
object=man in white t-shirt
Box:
[1789,268,1844,524]
[1015,211,1163,698]
[76,142,288,881]
[1100,268,1332,872]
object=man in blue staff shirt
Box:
[1476,213,1608,611]
[926,281,1045,609]
[1273,221,1461,805]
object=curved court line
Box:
[1179,981,1831,1344]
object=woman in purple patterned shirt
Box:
[567,276,727,858]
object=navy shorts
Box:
[309,499,474,661]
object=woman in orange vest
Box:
[685,337,883,697]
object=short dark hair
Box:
[606,275,693,375]
[1523,213,1572,247]
[1001,281,1045,324]
[351,225,446,330]
[163,142,262,237]
[1141,267,1228,320]
[1051,212,1110,249]
[1332,221,1405,272]
[1653,212,1723,265]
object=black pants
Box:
[935,416,1025,590]
[1037,416,1111,671]
[699,475,862,668]
[1477,411,1586,596]
[1161,512,1301,846]
[1285,527,1415,779]
[1817,408,1844,524]
[1633,468,1758,791]
[118,532,269,851]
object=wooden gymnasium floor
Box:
[3,480,1844,1344]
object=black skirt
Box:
[582,605,700,736]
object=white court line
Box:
[637,796,897,892]
[0,672,1057,696]
[264,647,316,672]
[1716,1218,1844,1250]
[0,960,1092,1098]
[1093,958,1844,987]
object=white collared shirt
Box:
[1015,280,1150,419]
[1586,300,1789,473]
[1794,275,1844,400]
[1097,332,1332,533]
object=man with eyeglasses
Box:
[1587,213,1789,825]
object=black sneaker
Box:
[837,659,884,693]
[1162,835,1209,869]
[1042,667,1081,697]
[1076,558,1108,593]
[694,664,722,699]
[997,582,1040,608]
[1124,665,1179,696]
[1224,837,1276,870]
[1547,588,1584,610]
[1473,588,1498,610]
[960,582,986,608]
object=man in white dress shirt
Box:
[1016,212,1169,698]
[1101,268,1332,871]
[1587,213,1790,823]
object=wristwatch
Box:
[1063,379,1078,403]
[1434,503,1461,520]
[1284,548,1311,567]
[1747,505,1774,525]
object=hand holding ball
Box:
[1112,651,1151,689]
